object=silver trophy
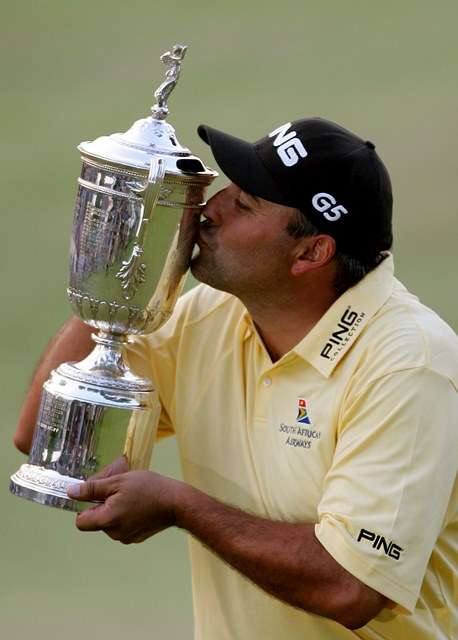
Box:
[10,44,217,511]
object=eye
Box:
[235,198,251,212]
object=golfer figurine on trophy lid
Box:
[10,44,217,512]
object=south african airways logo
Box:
[297,398,311,424]
[278,397,319,449]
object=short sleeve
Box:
[314,367,458,612]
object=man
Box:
[15,118,458,639]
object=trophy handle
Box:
[142,157,166,222]
[116,158,166,300]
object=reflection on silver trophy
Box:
[10,44,217,512]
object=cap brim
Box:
[198,125,287,205]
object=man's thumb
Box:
[67,478,113,502]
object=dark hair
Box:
[286,210,388,295]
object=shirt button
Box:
[263,376,272,387]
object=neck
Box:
[242,278,339,362]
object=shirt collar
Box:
[294,253,395,377]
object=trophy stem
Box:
[58,330,152,392]
[83,330,130,379]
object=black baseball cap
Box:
[198,117,393,260]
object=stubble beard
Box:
[190,247,291,309]
[190,250,237,294]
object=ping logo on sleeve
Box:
[269,123,308,167]
[357,528,404,560]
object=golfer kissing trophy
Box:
[10,44,217,511]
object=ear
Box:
[291,235,336,276]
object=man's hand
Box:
[67,470,181,544]
[68,472,389,627]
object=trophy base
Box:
[10,332,160,513]
[10,464,94,512]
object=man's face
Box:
[191,183,300,299]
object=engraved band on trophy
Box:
[10,45,217,512]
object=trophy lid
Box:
[78,45,213,177]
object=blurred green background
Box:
[1,1,457,638]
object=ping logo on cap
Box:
[312,192,349,222]
[269,123,308,167]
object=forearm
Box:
[70,470,388,628]
[14,316,93,454]
[174,483,385,628]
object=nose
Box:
[202,185,233,224]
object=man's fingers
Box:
[68,477,122,532]
[67,477,116,503]
[75,504,113,532]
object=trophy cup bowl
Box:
[10,45,217,512]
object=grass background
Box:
[1,2,457,638]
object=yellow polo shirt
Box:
[127,254,458,640]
